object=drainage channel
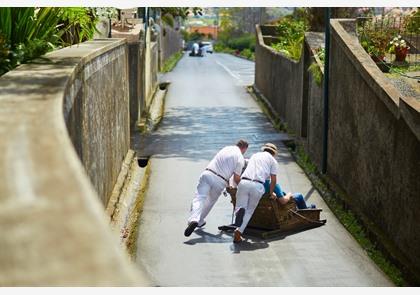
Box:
[137,156,150,168]
[159,81,170,90]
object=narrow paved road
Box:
[132,53,393,286]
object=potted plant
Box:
[360,29,391,62]
[388,35,410,62]
[358,20,397,72]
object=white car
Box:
[200,41,213,54]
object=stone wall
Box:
[127,40,143,129]
[255,26,324,169]
[329,19,420,279]
[254,20,420,281]
[111,24,144,131]
[112,23,160,129]
[0,39,149,285]
[65,39,130,207]
[254,25,303,136]
[160,24,182,69]
[303,32,325,170]
[144,27,159,109]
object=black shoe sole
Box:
[197,222,206,228]
[184,222,198,237]
[234,208,245,227]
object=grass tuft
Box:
[126,162,151,261]
[161,51,183,73]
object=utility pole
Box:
[321,7,331,174]
[143,7,148,30]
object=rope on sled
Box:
[288,209,326,225]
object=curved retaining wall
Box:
[64,39,130,206]
[111,24,144,130]
[0,39,149,285]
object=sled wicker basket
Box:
[225,187,325,237]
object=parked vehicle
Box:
[201,41,213,53]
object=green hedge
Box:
[226,33,256,51]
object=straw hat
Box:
[261,143,278,156]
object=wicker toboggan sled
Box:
[218,187,326,239]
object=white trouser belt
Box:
[241,177,264,185]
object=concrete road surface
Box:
[132,53,393,287]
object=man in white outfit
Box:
[233,143,278,243]
[184,140,249,237]
[192,42,199,55]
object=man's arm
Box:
[233,156,245,185]
[269,174,276,199]
[233,173,241,185]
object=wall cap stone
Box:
[111,24,144,44]
[305,32,325,74]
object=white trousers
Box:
[188,170,226,226]
[235,179,265,233]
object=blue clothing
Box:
[263,180,310,209]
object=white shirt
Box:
[229,158,249,188]
[206,146,245,181]
[192,43,199,54]
[241,151,277,183]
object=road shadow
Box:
[184,224,321,253]
[262,225,325,243]
[132,106,290,162]
[183,228,270,254]
[228,234,270,253]
[183,228,233,245]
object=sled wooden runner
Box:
[218,187,326,239]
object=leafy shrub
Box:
[60,8,98,45]
[270,18,307,60]
[357,18,397,60]
[0,8,67,74]
[0,8,65,50]
[162,13,175,28]
[271,36,304,60]
[307,47,325,86]
[404,8,420,34]
[214,43,235,54]
[227,33,256,51]
[0,7,99,76]
[276,18,307,44]
[308,62,323,86]
[316,47,325,63]
[241,48,254,59]
[214,43,227,52]
[0,33,11,75]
